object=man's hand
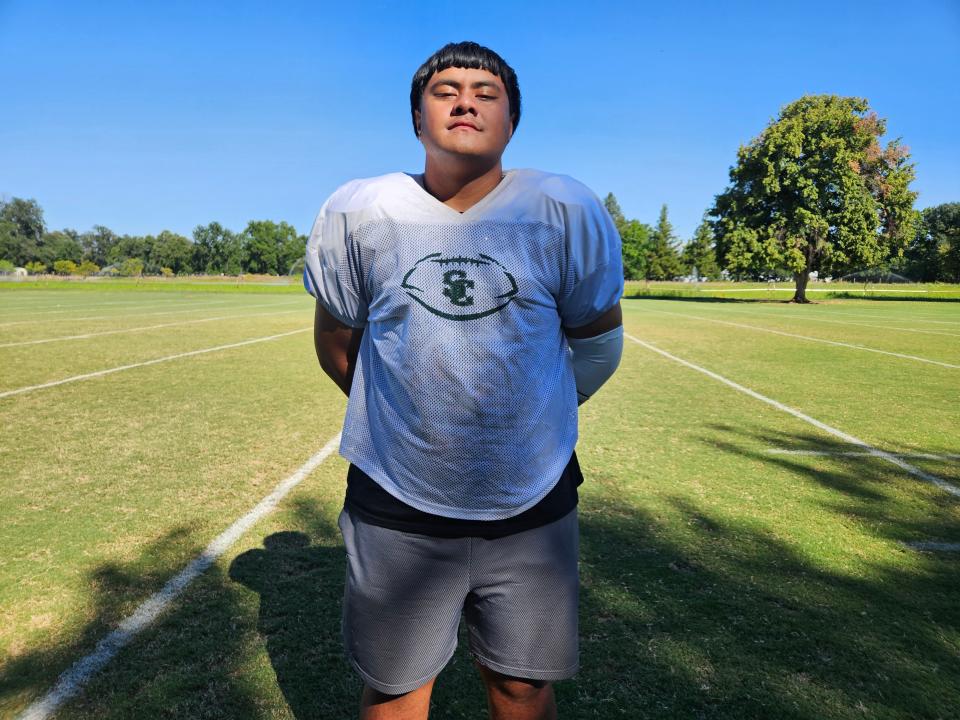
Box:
[313,301,364,396]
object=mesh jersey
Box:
[304,168,624,520]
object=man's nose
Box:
[452,96,478,115]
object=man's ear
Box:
[414,108,422,137]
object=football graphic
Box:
[401,253,519,320]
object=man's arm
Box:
[313,301,365,397]
[563,301,624,405]
[563,301,622,339]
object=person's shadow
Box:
[229,530,363,717]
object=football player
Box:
[305,41,623,720]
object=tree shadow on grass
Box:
[0,523,270,719]
[3,485,958,719]
[624,295,772,304]
[700,423,960,546]
[575,495,959,719]
[826,293,960,303]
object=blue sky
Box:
[1,0,958,243]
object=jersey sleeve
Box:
[302,195,369,328]
[557,189,624,329]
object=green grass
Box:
[1,287,958,719]
[0,275,302,294]
[625,280,960,301]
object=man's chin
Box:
[436,141,502,162]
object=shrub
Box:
[25,261,47,274]
[117,258,144,277]
[0,259,14,274]
[77,260,100,277]
[53,259,78,276]
[160,266,174,277]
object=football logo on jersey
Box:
[401,253,518,320]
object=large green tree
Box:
[682,217,721,280]
[149,230,194,274]
[603,192,651,281]
[80,225,118,266]
[711,95,918,302]
[241,220,303,275]
[603,192,626,233]
[0,197,46,265]
[37,231,83,266]
[904,203,960,283]
[107,234,150,268]
[621,219,652,281]
[193,222,244,275]
[646,205,683,280]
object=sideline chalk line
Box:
[822,310,960,326]
[0,297,238,318]
[0,299,305,329]
[0,309,307,348]
[624,332,960,498]
[16,433,343,720]
[645,309,959,369]
[0,327,310,399]
[766,448,960,461]
[689,306,960,339]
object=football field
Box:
[1,284,958,719]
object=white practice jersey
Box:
[304,168,623,520]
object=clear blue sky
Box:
[1,0,958,243]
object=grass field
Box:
[1,284,958,719]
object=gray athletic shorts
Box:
[337,504,580,695]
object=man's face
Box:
[415,66,514,164]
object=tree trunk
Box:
[792,271,810,303]
[792,236,819,304]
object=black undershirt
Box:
[345,451,583,539]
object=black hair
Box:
[409,41,521,138]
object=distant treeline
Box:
[603,194,960,284]
[0,198,306,277]
[1,193,957,283]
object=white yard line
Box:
[0,309,307,348]
[623,332,960,498]
[819,310,960,326]
[0,298,239,318]
[766,449,960,461]
[683,288,942,294]
[0,300,305,329]
[700,308,960,339]
[645,309,959,369]
[15,434,343,720]
[0,328,310,399]
[0,297,195,312]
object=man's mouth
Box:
[449,122,479,130]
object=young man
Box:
[304,41,624,720]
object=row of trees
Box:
[4,93,958,296]
[602,197,721,281]
[606,95,958,301]
[0,198,307,277]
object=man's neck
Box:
[422,157,505,213]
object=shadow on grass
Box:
[700,424,960,546]
[0,523,272,719]
[3,489,959,719]
[624,294,773,304]
[825,293,960,303]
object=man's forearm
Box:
[563,302,624,404]
[314,301,364,396]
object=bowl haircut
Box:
[409,41,522,138]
